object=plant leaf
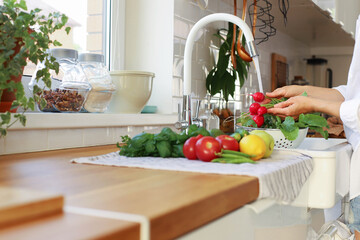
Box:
[299,113,329,128]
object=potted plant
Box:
[0,0,70,136]
[206,23,250,133]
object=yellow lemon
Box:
[239,135,266,160]
[250,130,275,158]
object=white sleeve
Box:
[339,99,360,133]
[333,85,347,98]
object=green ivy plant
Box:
[0,0,70,136]
[206,23,250,102]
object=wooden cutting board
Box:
[0,187,63,227]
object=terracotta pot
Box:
[214,108,235,133]
[0,74,23,113]
[0,38,25,113]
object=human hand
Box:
[266,85,306,99]
[267,96,315,118]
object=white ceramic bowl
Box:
[107,71,154,113]
[236,126,309,149]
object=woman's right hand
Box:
[266,85,306,99]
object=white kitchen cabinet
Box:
[269,0,355,47]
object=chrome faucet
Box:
[175,13,260,132]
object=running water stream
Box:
[252,55,264,93]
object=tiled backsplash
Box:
[172,0,311,113]
[0,114,177,155]
[1,126,165,155]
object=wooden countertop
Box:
[0,145,259,240]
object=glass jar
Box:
[199,103,220,131]
[29,48,91,112]
[79,53,115,113]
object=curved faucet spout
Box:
[183,13,260,96]
[176,13,262,132]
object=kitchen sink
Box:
[288,137,352,208]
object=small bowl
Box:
[107,71,155,113]
[235,125,308,149]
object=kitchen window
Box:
[23,0,111,76]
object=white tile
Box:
[0,137,5,155]
[83,127,114,146]
[172,77,181,96]
[114,127,129,143]
[174,0,188,17]
[179,3,203,23]
[5,130,48,154]
[131,126,146,137]
[180,38,186,57]
[174,38,182,56]
[207,0,218,12]
[124,126,154,138]
[48,128,83,150]
[193,28,205,44]
[173,57,184,78]
[196,43,210,63]
[191,61,204,80]
[174,17,190,39]
[125,126,135,137]
[218,0,233,13]
[172,96,183,114]
[195,79,207,99]
[179,77,184,96]
[143,126,161,134]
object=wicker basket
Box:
[236,126,308,149]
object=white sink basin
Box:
[288,138,352,208]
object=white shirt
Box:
[333,15,360,200]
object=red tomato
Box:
[195,136,221,162]
[183,134,203,160]
[215,135,239,151]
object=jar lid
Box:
[110,70,155,78]
[79,53,104,63]
[50,48,78,60]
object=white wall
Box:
[116,0,354,114]
[112,0,174,114]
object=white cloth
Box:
[71,150,313,203]
[333,15,360,200]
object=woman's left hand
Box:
[267,96,315,118]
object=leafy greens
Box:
[117,126,224,158]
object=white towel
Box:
[71,149,313,203]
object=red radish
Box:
[257,106,267,115]
[253,115,264,127]
[251,92,265,102]
[249,102,261,115]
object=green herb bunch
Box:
[118,126,224,158]
[206,23,250,102]
[0,0,70,136]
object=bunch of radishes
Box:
[248,92,267,127]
